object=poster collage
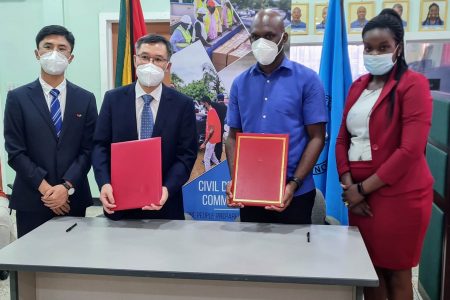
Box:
[169,0,292,181]
[170,0,291,220]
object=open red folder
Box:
[111,138,162,211]
[231,133,289,207]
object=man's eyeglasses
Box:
[136,54,168,65]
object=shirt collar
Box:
[250,56,293,75]
[39,76,67,95]
[135,82,162,102]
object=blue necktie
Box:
[49,89,62,137]
[140,94,154,139]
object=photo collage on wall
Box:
[290,0,448,35]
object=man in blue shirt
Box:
[291,7,307,30]
[350,6,369,29]
[392,3,407,27]
[225,9,328,224]
[316,6,328,30]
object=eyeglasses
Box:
[40,47,71,57]
[136,54,168,65]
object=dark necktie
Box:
[49,89,62,137]
[141,94,154,139]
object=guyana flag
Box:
[115,0,147,87]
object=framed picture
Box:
[314,4,329,35]
[419,0,447,31]
[348,1,375,33]
[290,3,309,35]
[383,1,410,30]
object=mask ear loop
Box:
[392,44,401,65]
[162,61,170,73]
[275,33,286,56]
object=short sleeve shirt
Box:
[207,107,222,144]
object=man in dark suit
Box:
[92,34,197,220]
[4,25,98,237]
[211,94,227,161]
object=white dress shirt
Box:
[39,77,67,121]
[346,88,382,161]
[135,82,162,139]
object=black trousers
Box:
[214,128,225,161]
[240,189,316,224]
[16,207,86,238]
[214,141,223,162]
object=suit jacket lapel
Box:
[346,75,371,111]
[58,81,76,142]
[125,83,139,140]
[372,78,397,113]
[345,73,397,114]
[152,85,172,137]
[27,79,57,140]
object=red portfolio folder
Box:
[231,133,289,206]
[111,138,162,211]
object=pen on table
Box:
[65,223,77,233]
[307,231,310,243]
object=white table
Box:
[0,217,378,300]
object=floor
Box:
[0,206,424,300]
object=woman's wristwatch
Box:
[357,182,367,196]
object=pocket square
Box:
[76,113,83,118]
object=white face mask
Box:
[136,63,166,87]
[363,51,397,76]
[251,35,284,65]
[39,50,69,75]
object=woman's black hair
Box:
[422,3,444,25]
[362,8,408,117]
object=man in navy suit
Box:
[4,25,98,237]
[92,34,198,220]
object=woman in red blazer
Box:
[336,9,433,300]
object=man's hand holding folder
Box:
[100,184,168,214]
[142,186,168,211]
[225,180,297,212]
[99,138,163,213]
[100,184,116,214]
[227,133,290,209]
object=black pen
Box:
[307,231,310,243]
[65,223,77,232]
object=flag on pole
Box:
[115,0,147,87]
[315,0,353,224]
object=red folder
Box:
[231,133,289,207]
[111,138,162,211]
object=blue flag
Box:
[314,0,353,225]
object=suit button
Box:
[372,144,379,151]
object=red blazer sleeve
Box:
[375,74,432,185]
